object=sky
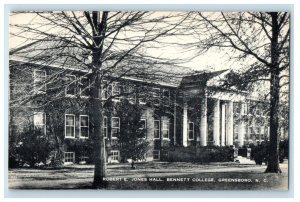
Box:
[9,12,242,72]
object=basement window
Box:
[64,152,75,163]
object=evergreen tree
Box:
[115,99,149,167]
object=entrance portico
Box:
[179,70,252,148]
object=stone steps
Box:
[235,156,256,164]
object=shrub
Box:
[279,139,289,163]
[251,141,269,165]
[250,140,289,165]
[165,146,234,163]
[12,125,53,167]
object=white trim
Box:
[243,102,248,115]
[79,155,89,163]
[162,119,170,139]
[33,111,46,135]
[65,114,75,138]
[65,74,76,97]
[33,69,46,94]
[188,122,194,140]
[64,152,75,164]
[138,95,146,105]
[112,82,121,102]
[111,117,120,139]
[122,76,177,88]
[154,120,160,139]
[79,115,89,139]
[110,150,120,163]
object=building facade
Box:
[9,59,276,164]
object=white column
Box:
[182,102,188,147]
[238,121,245,147]
[238,103,245,147]
[221,103,226,146]
[213,99,220,146]
[200,97,207,146]
[238,122,245,147]
[226,101,234,146]
[280,127,284,140]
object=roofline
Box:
[207,86,249,95]
[10,40,44,55]
[9,58,179,88]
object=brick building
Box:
[9,53,277,164]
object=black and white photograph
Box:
[8,9,290,191]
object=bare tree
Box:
[185,12,289,173]
[9,11,191,188]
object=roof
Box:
[180,69,228,86]
[9,39,234,89]
[10,39,197,87]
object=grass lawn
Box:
[8,160,289,190]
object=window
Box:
[139,119,147,138]
[242,103,248,115]
[138,93,147,105]
[111,117,120,139]
[234,124,239,140]
[248,126,260,141]
[188,122,194,140]
[111,150,119,162]
[34,112,46,135]
[79,155,89,163]
[65,114,75,138]
[233,102,241,115]
[255,130,261,142]
[162,89,170,106]
[127,85,136,104]
[103,116,108,138]
[137,86,148,105]
[64,152,75,163]
[152,88,160,105]
[65,75,76,96]
[33,70,46,94]
[153,150,160,160]
[112,82,121,101]
[162,119,169,139]
[100,80,109,100]
[248,103,255,115]
[80,115,89,138]
[154,120,160,139]
[80,77,90,97]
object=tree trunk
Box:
[91,52,107,188]
[54,130,62,164]
[265,12,281,173]
[91,71,107,188]
[91,11,109,188]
